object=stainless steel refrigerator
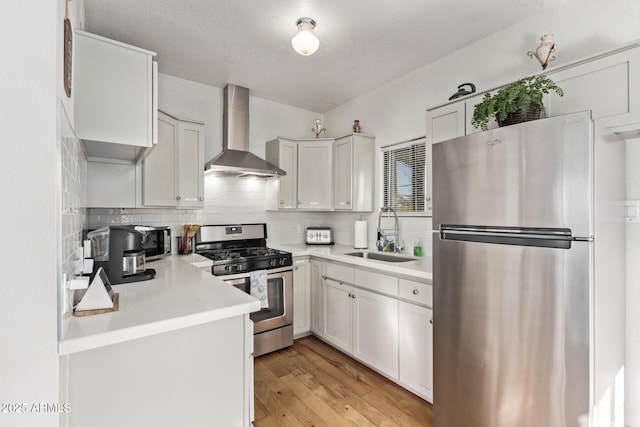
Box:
[432,111,625,427]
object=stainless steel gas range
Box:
[195,224,293,357]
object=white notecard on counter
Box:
[74,267,115,311]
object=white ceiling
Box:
[83,0,568,113]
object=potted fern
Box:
[471,75,564,131]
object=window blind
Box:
[383,140,426,213]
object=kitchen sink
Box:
[344,251,417,263]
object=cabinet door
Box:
[333,137,353,210]
[298,141,333,210]
[399,302,433,402]
[310,260,324,335]
[323,278,352,353]
[293,257,310,337]
[176,121,204,207]
[426,102,466,144]
[74,31,154,148]
[278,139,298,209]
[353,288,399,379]
[547,46,640,129]
[143,112,178,206]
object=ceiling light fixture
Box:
[292,17,319,56]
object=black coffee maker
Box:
[88,226,156,285]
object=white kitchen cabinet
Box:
[426,101,466,144]
[311,260,433,401]
[430,44,640,143]
[142,111,204,208]
[319,263,399,379]
[73,30,157,163]
[353,287,399,379]
[399,302,433,402]
[322,277,353,353]
[309,259,324,335]
[65,315,254,427]
[265,137,298,209]
[297,140,333,210]
[293,257,311,337]
[546,45,640,130]
[266,137,333,210]
[333,134,375,211]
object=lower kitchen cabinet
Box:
[311,260,433,402]
[353,287,399,379]
[321,267,400,380]
[292,257,311,337]
[309,259,324,335]
[323,277,353,353]
[63,315,254,426]
[399,301,433,402]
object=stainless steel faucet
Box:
[377,206,399,253]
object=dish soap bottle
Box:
[413,240,422,257]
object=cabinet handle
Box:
[429,318,433,325]
[199,197,204,201]
[294,266,299,271]
[280,200,285,205]
[346,200,351,205]
[412,289,419,295]
[297,200,302,205]
[176,196,181,201]
[426,196,431,201]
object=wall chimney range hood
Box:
[204,84,286,178]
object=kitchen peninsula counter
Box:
[271,243,432,283]
[59,254,261,355]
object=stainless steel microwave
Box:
[132,225,171,261]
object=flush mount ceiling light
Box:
[292,17,319,56]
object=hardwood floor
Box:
[253,336,433,427]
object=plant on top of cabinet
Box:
[471,75,563,131]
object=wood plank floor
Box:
[254,336,433,427]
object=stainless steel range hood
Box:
[204,84,286,177]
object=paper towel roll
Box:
[354,220,368,249]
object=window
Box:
[383,140,427,214]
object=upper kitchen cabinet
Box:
[298,139,333,210]
[428,43,640,143]
[143,111,205,208]
[266,137,333,211]
[545,45,640,130]
[333,134,375,211]
[265,137,298,209]
[426,102,466,144]
[73,30,158,163]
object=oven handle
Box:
[221,266,293,284]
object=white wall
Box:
[0,1,61,426]
[322,0,640,424]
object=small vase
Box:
[353,120,361,133]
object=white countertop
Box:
[271,243,433,282]
[59,254,261,355]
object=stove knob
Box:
[279,257,287,266]
[225,264,234,272]
[269,259,277,267]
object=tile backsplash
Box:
[59,102,87,322]
[87,174,432,254]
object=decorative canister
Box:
[353,119,361,133]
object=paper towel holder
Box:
[354,215,368,249]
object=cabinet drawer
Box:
[355,270,398,297]
[399,279,432,307]
[323,262,354,284]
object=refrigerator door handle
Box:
[439,225,592,249]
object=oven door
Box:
[223,268,293,334]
